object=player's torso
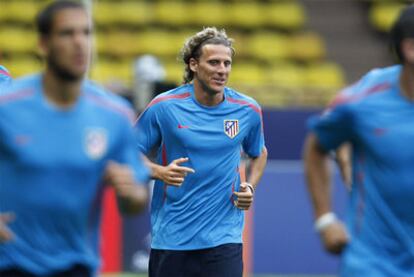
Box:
[155,96,252,194]
[351,86,414,223]
[150,93,255,248]
[0,92,121,213]
[160,98,249,153]
[353,89,414,177]
[156,93,258,183]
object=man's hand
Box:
[319,221,349,254]
[233,182,254,210]
[104,161,148,214]
[0,213,15,243]
[157,157,195,187]
[104,161,137,198]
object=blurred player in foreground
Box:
[135,27,267,277]
[0,65,12,85]
[304,4,414,276]
[0,1,149,276]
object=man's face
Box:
[191,44,232,95]
[42,8,91,81]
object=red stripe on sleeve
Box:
[0,69,11,78]
[147,92,191,108]
[329,82,391,108]
[227,97,262,115]
[0,89,34,104]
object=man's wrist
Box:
[246,183,255,194]
[314,212,338,232]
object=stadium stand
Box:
[0,0,349,107]
[368,1,406,32]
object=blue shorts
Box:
[149,243,243,277]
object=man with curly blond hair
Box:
[135,27,268,277]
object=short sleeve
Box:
[135,103,162,155]
[243,107,265,158]
[308,95,354,152]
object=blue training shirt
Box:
[0,74,150,275]
[136,84,265,250]
[309,65,414,276]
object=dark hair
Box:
[390,4,414,63]
[180,27,235,84]
[36,0,86,36]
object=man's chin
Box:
[211,85,225,94]
[48,59,88,81]
[60,69,86,81]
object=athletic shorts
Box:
[149,243,243,277]
[0,263,91,277]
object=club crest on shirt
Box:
[84,128,108,160]
[224,119,239,139]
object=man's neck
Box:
[43,69,83,108]
[400,63,414,101]
[193,80,224,107]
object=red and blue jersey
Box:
[309,65,414,276]
[0,74,150,275]
[135,84,265,250]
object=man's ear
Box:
[189,58,198,73]
[38,36,48,58]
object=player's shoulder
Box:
[359,65,399,88]
[0,74,39,104]
[83,79,135,121]
[329,65,398,109]
[146,84,191,109]
[83,79,132,108]
[225,87,262,114]
[0,65,12,85]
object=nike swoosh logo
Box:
[178,124,189,129]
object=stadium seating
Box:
[1,56,42,77]
[90,58,133,84]
[0,0,347,108]
[265,2,306,30]
[245,32,290,61]
[227,3,265,29]
[93,2,152,26]
[228,62,267,86]
[289,32,326,61]
[0,27,37,53]
[368,2,406,32]
[267,63,305,88]
[0,1,40,24]
[188,2,228,27]
[153,2,192,26]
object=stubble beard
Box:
[199,77,224,96]
[47,54,85,82]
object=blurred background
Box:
[0,0,409,276]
